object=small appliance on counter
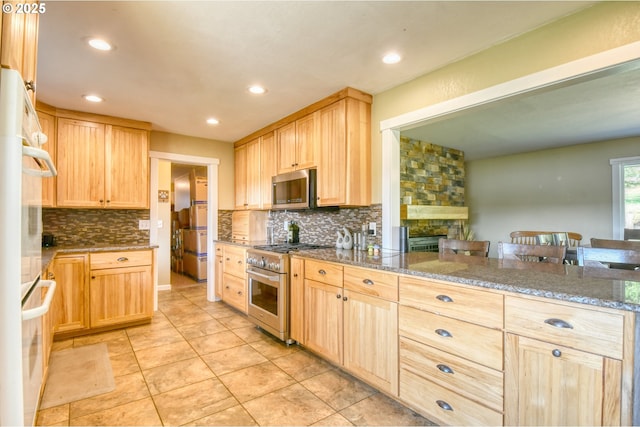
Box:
[42,233,56,247]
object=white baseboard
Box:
[157,284,172,292]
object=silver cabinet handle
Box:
[436,400,453,411]
[318,269,326,275]
[117,257,128,262]
[552,349,562,357]
[436,294,453,303]
[435,329,453,338]
[437,364,454,374]
[362,279,374,286]
[544,318,573,329]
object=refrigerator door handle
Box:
[22,280,56,320]
[22,144,57,177]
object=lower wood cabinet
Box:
[51,254,89,334]
[289,256,305,344]
[219,243,248,313]
[304,279,343,365]
[89,250,153,328]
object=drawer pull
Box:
[544,318,574,329]
[552,349,562,357]
[336,294,342,299]
[436,364,454,374]
[362,279,374,286]
[436,400,453,411]
[318,269,327,275]
[436,294,453,303]
[435,328,453,338]
[343,296,348,301]
[117,257,129,262]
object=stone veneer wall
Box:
[43,209,150,246]
[400,136,465,237]
[217,210,233,241]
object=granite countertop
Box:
[42,244,158,272]
[292,248,640,313]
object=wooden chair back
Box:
[624,228,640,240]
[577,247,640,270]
[590,238,640,251]
[498,242,566,264]
[510,231,582,247]
[439,238,490,257]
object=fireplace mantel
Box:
[400,205,468,220]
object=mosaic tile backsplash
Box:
[43,209,150,246]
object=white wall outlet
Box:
[157,220,163,229]
[369,222,377,236]
[139,220,150,230]
[284,220,290,231]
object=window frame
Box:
[610,156,640,239]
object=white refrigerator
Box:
[0,68,57,426]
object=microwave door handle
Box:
[22,280,57,321]
[22,144,58,177]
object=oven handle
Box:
[247,269,281,283]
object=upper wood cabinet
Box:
[55,116,150,209]
[235,137,261,210]
[260,131,277,209]
[1,0,40,105]
[37,109,56,207]
[277,115,317,174]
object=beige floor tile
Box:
[176,317,228,339]
[127,326,185,351]
[217,313,256,329]
[339,393,435,426]
[188,329,245,355]
[231,325,268,343]
[200,344,268,375]
[311,412,355,426]
[134,339,197,370]
[109,351,140,377]
[272,350,333,381]
[51,339,73,352]
[301,370,377,411]
[69,397,161,426]
[243,383,336,426]
[73,330,127,346]
[36,404,69,426]
[203,304,240,319]
[249,334,301,359]
[218,361,296,403]
[125,315,172,337]
[191,404,258,426]
[153,378,238,426]
[69,371,150,419]
[165,307,214,327]
[142,356,214,395]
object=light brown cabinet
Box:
[37,109,56,207]
[289,256,305,343]
[259,131,277,209]
[51,254,89,335]
[215,245,224,300]
[220,244,248,313]
[276,118,316,174]
[235,138,261,209]
[56,118,149,209]
[504,295,631,426]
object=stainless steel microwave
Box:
[272,168,318,210]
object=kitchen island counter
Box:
[42,244,158,273]
[293,248,640,313]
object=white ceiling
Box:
[36,0,600,151]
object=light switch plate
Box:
[369,222,377,236]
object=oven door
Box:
[246,267,288,341]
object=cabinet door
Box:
[38,111,56,207]
[260,132,277,209]
[234,144,247,209]
[304,279,343,365]
[222,273,247,313]
[51,254,89,334]
[505,333,620,426]
[56,118,106,208]
[215,255,224,300]
[89,265,153,328]
[245,138,261,209]
[21,10,38,105]
[289,257,305,344]
[106,125,149,208]
[276,122,297,174]
[0,1,26,71]
[317,100,346,205]
[295,113,317,170]
[343,289,398,395]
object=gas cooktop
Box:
[252,243,334,254]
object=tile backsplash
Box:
[43,209,150,246]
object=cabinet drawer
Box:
[399,305,503,370]
[222,273,247,313]
[400,337,502,412]
[90,250,151,270]
[505,296,624,359]
[344,266,398,302]
[400,368,503,426]
[305,259,343,286]
[400,276,503,329]
[223,245,246,277]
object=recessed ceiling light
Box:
[248,85,267,95]
[382,52,402,64]
[88,38,113,51]
[206,118,219,125]
[83,94,103,103]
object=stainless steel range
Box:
[246,243,332,344]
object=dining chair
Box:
[439,238,490,257]
[576,247,640,270]
[590,238,640,251]
[624,228,640,241]
[510,231,582,247]
[498,242,566,264]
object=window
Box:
[611,157,640,239]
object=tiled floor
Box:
[36,278,435,426]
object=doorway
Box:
[149,151,220,308]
